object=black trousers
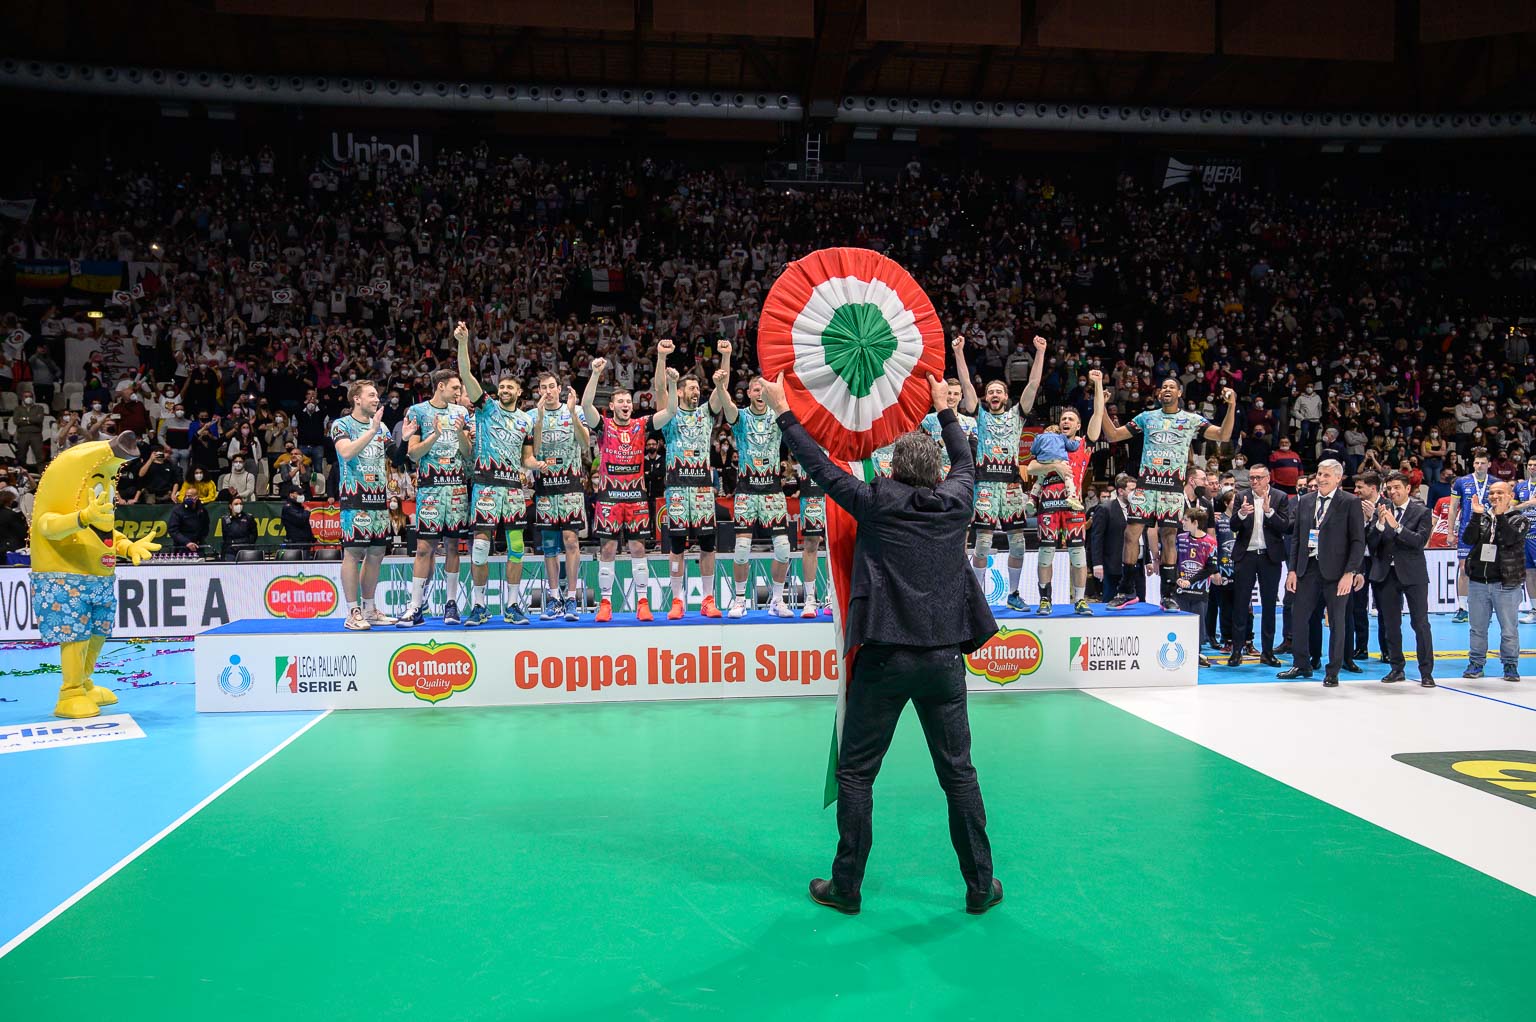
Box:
[1232,556,1283,656]
[1376,575,1435,678]
[1206,584,1233,645]
[1341,580,1380,656]
[1292,567,1350,675]
[1102,568,1147,604]
[834,643,993,900]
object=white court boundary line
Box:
[0,709,333,961]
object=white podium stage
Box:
[195,604,1197,713]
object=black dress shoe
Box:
[1352,648,1369,661]
[1276,667,1312,680]
[1225,655,1243,668]
[1322,675,1340,687]
[966,878,1004,915]
[1420,677,1436,688]
[1381,669,1406,684]
[1340,660,1362,674]
[1275,640,1292,655]
[1259,654,1283,668]
[809,878,860,915]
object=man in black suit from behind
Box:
[1367,470,1436,686]
[1226,463,1291,667]
[766,372,1003,917]
[1279,459,1366,686]
[1089,474,1146,604]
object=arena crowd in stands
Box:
[1,144,1533,520]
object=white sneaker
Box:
[728,597,749,619]
[1522,611,1536,625]
[364,609,397,627]
[768,599,795,618]
[800,602,819,619]
[344,607,371,631]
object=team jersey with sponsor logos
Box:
[660,404,715,488]
[530,405,588,495]
[870,442,895,479]
[405,400,470,488]
[1516,479,1536,524]
[920,412,978,478]
[595,415,650,502]
[471,397,533,487]
[975,406,1026,482]
[329,414,390,509]
[732,407,784,495]
[795,460,824,498]
[1175,531,1219,593]
[1453,473,1494,527]
[1127,408,1212,492]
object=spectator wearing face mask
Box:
[136,446,178,503]
[1267,437,1303,495]
[281,490,315,549]
[274,443,312,478]
[275,459,310,501]
[168,494,211,555]
[219,456,257,503]
[12,389,46,469]
[296,389,330,471]
[81,401,111,439]
[1291,385,1322,448]
[173,465,217,504]
[226,423,263,467]
[222,499,258,559]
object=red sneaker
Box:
[668,598,685,620]
[636,598,654,622]
[701,595,722,619]
[595,599,612,623]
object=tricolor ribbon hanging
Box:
[758,248,944,807]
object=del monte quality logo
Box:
[264,574,340,619]
[390,640,477,704]
[965,627,1043,686]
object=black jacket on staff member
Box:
[1367,487,1435,684]
[772,375,1000,916]
[1227,480,1291,664]
[1281,465,1366,684]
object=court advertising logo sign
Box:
[0,714,147,754]
[1157,631,1187,671]
[1069,635,1141,672]
[219,655,253,697]
[390,640,477,704]
[966,627,1044,686]
[276,654,360,695]
[264,574,340,620]
[1393,750,1536,809]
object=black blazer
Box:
[1290,489,1366,581]
[1088,499,1132,572]
[1229,488,1291,565]
[1367,499,1431,586]
[780,409,997,654]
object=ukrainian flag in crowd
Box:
[70,260,126,294]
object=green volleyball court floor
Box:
[2,689,1533,1021]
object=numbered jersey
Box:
[1516,479,1536,525]
[661,404,715,488]
[1127,408,1212,492]
[975,406,1025,482]
[732,407,784,495]
[531,405,588,496]
[595,415,650,503]
[330,414,389,509]
[405,401,470,488]
[920,412,978,478]
[472,397,533,487]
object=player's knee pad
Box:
[540,531,562,557]
[1038,545,1056,568]
[974,533,994,564]
[471,537,491,567]
[771,534,791,563]
[1068,545,1087,569]
[506,530,524,557]
[698,534,717,554]
[734,534,753,563]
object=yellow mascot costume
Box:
[29,431,161,719]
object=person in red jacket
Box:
[1268,437,1303,494]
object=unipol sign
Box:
[329,131,426,165]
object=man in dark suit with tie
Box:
[1279,459,1366,686]
[766,372,1003,917]
[1089,474,1146,604]
[1341,471,1384,671]
[1368,470,1436,686]
[1226,464,1291,667]
[1279,475,1322,659]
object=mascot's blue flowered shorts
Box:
[32,572,116,644]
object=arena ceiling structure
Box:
[2,0,1534,136]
